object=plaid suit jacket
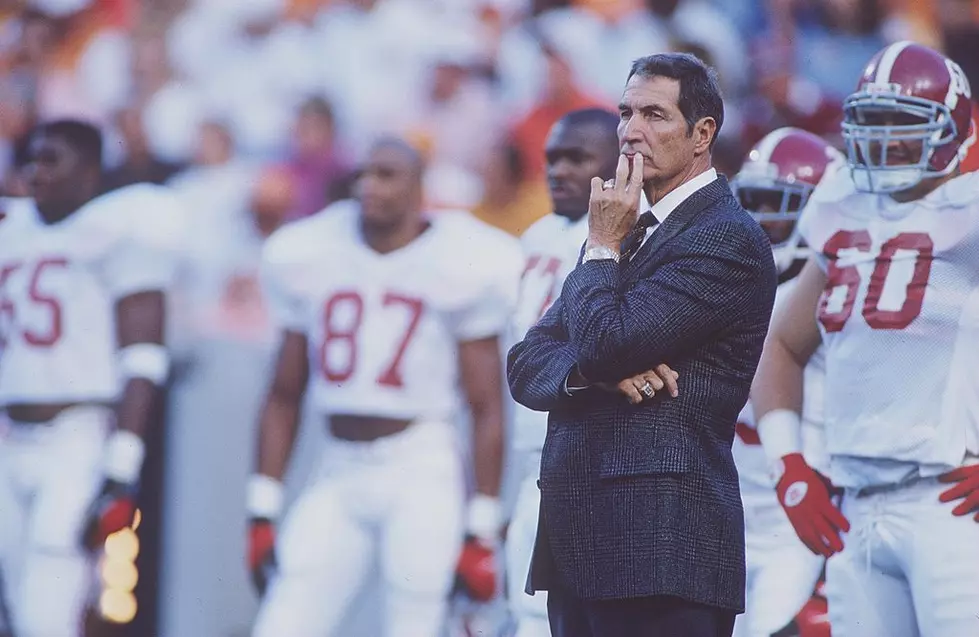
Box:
[507,176,777,612]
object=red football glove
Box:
[795,582,831,637]
[776,453,850,557]
[938,464,979,521]
[82,480,137,550]
[248,518,277,596]
[454,536,497,602]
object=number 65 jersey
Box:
[799,165,979,488]
[260,201,524,424]
[0,185,186,407]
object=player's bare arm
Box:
[453,335,507,602]
[82,289,169,550]
[255,331,310,481]
[248,330,309,595]
[752,257,849,556]
[751,258,824,425]
[113,290,166,439]
[459,336,505,504]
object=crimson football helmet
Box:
[842,41,976,193]
[731,127,843,274]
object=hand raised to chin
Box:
[586,153,644,253]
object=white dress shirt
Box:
[637,167,718,250]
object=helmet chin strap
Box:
[851,165,924,193]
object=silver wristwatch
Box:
[582,245,620,263]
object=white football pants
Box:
[0,406,109,637]
[734,496,824,637]
[826,475,979,637]
[504,454,549,637]
[252,420,465,637]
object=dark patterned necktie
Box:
[620,211,659,265]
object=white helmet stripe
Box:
[752,127,795,164]
[874,40,913,85]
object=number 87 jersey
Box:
[260,202,523,423]
[798,164,979,484]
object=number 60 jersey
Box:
[0,184,185,407]
[260,201,524,424]
[799,164,979,488]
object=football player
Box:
[248,136,524,637]
[729,127,843,637]
[0,120,185,636]
[752,42,979,637]
[505,108,620,637]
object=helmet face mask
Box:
[732,177,811,273]
[842,91,957,193]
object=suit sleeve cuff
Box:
[563,367,589,396]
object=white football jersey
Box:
[0,184,186,406]
[261,201,523,423]
[510,213,589,452]
[799,165,979,488]
[735,279,827,505]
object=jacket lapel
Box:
[622,175,732,277]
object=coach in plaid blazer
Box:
[507,54,777,637]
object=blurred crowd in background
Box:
[3,0,979,236]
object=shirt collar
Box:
[641,167,718,225]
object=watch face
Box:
[585,246,618,262]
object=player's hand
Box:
[454,536,497,602]
[82,479,138,551]
[586,154,644,249]
[938,464,979,521]
[775,453,850,557]
[248,518,277,596]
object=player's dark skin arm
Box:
[114,290,166,439]
[256,331,309,480]
[459,336,506,497]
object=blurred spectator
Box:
[533,0,670,101]
[509,43,607,181]
[284,96,353,219]
[250,163,295,238]
[173,163,294,347]
[646,0,748,96]
[167,118,260,230]
[936,0,979,91]
[315,0,448,156]
[740,41,845,150]
[471,139,550,236]
[767,0,889,98]
[32,0,132,124]
[130,30,208,165]
[101,105,184,192]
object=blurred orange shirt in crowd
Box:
[510,90,609,182]
[471,178,551,237]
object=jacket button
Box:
[536,479,542,489]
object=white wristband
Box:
[466,493,502,543]
[118,343,171,385]
[247,475,284,520]
[104,429,145,485]
[756,408,804,465]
